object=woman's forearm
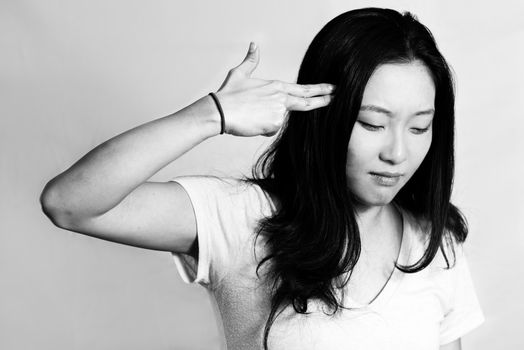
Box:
[40,94,220,220]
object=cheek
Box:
[409,134,432,169]
[346,129,381,169]
[420,132,433,157]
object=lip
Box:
[370,171,403,177]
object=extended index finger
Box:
[282,82,336,97]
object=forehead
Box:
[361,61,436,113]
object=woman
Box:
[40,7,484,350]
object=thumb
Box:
[235,42,259,77]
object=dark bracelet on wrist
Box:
[208,92,225,135]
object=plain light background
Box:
[2,0,523,349]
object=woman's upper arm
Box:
[440,338,461,350]
[53,181,198,255]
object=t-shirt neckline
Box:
[344,202,413,310]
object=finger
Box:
[285,94,334,111]
[262,131,278,137]
[278,82,336,97]
[233,42,259,77]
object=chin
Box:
[349,180,400,207]
[355,193,395,207]
[366,186,401,205]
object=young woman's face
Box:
[346,60,435,207]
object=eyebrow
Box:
[359,104,435,117]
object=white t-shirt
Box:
[169,175,485,350]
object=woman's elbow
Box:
[39,182,72,229]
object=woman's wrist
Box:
[208,92,226,135]
[184,94,223,138]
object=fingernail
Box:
[249,42,257,52]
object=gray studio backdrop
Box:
[2,0,523,349]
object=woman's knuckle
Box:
[270,80,282,90]
[273,91,285,103]
[277,102,287,113]
[303,85,311,94]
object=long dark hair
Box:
[239,7,468,349]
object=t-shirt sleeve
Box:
[439,243,485,345]
[168,175,261,290]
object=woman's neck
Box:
[355,202,400,245]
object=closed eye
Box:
[358,121,431,135]
[358,121,383,131]
[411,127,430,134]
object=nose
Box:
[379,130,407,165]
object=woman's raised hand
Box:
[214,42,336,137]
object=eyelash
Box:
[358,121,430,134]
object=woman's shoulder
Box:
[171,174,251,195]
[397,205,463,268]
[179,174,278,216]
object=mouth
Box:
[369,172,403,186]
[370,171,403,177]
